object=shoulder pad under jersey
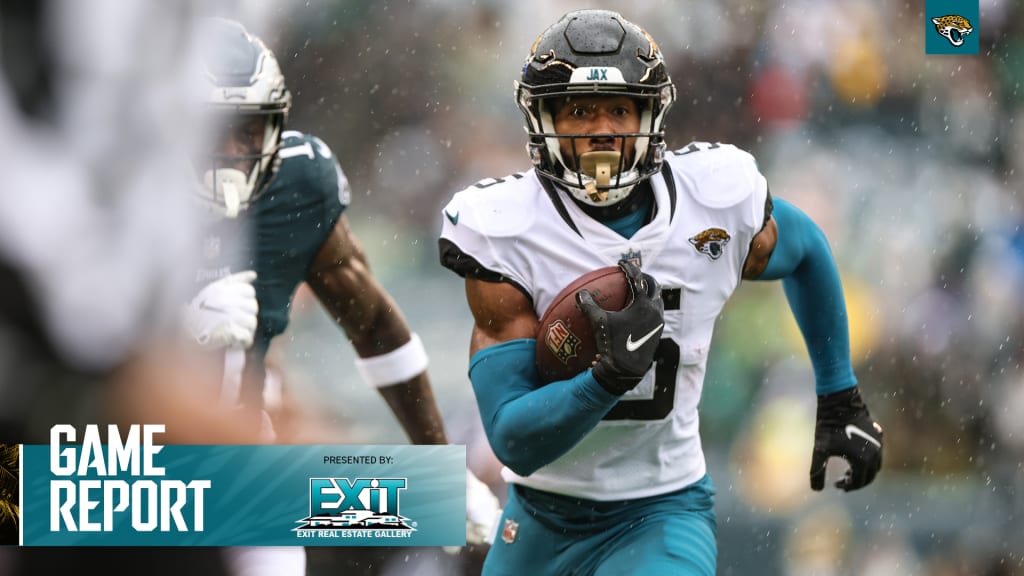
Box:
[664,142,767,209]
[441,172,537,239]
[275,130,352,209]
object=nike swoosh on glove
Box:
[576,259,664,395]
[810,386,883,491]
[185,270,259,350]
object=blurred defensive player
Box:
[0,0,248,574]
[185,18,501,574]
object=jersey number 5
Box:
[602,338,679,421]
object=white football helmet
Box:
[198,18,291,218]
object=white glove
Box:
[185,270,259,349]
[445,469,502,554]
[466,468,502,545]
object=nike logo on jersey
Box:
[844,424,881,448]
[445,210,460,225]
[625,323,663,352]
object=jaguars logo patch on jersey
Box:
[689,228,731,261]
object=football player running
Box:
[439,10,884,576]
[186,18,500,575]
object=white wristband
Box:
[354,333,429,388]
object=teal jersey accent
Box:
[602,191,652,239]
[196,131,350,361]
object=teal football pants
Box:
[482,475,717,576]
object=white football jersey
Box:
[440,142,770,500]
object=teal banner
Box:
[21,439,465,546]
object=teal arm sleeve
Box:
[469,338,621,476]
[757,198,857,395]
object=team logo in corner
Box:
[688,228,731,261]
[545,320,581,365]
[294,478,415,539]
[931,15,973,47]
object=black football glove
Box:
[810,386,883,492]
[575,260,665,395]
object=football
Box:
[535,266,631,383]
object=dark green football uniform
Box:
[194,131,349,388]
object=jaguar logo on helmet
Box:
[641,30,661,60]
[689,228,731,261]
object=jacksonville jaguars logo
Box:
[638,30,663,64]
[688,228,731,261]
[931,15,973,47]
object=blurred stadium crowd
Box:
[1,0,1022,574]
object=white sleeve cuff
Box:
[354,333,429,388]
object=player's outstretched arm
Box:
[750,198,854,394]
[748,198,883,491]
[307,215,447,445]
[466,279,625,477]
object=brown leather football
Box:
[535,266,630,383]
